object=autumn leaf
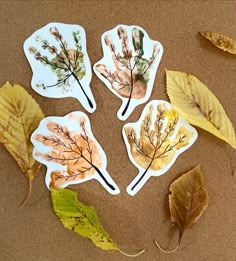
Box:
[0,82,44,207]
[31,111,120,195]
[155,165,208,253]
[166,70,236,148]
[123,100,197,196]
[51,188,145,256]
[200,31,236,55]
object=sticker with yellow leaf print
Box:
[31,111,120,195]
[123,100,198,196]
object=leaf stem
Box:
[19,177,32,209]
[122,68,134,117]
[154,240,179,254]
[88,162,116,191]
[131,161,152,191]
[71,72,93,109]
[117,248,145,257]
[154,230,182,254]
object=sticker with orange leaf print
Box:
[123,100,198,196]
[94,25,163,121]
[24,23,96,113]
[31,112,120,195]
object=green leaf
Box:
[51,188,117,250]
[51,189,145,256]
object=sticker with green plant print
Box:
[94,25,163,121]
[24,23,96,113]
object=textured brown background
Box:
[0,1,235,261]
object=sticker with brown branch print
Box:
[24,23,96,113]
[94,25,163,121]
[123,100,198,196]
[31,112,120,194]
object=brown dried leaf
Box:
[200,31,236,55]
[170,165,208,243]
[154,165,208,253]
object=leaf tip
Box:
[199,31,207,37]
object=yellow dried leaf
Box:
[154,165,208,253]
[200,31,236,55]
[166,70,236,148]
[0,82,44,206]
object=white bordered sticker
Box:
[24,22,96,113]
[31,111,120,195]
[94,24,163,121]
[123,100,198,196]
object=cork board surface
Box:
[0,1,235,261]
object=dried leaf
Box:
[169,165,208,240]
[51,188,145,256]
[0,82,44,206]
[200,31,236,55]
[154,165,208,253]
[166,70,236,148]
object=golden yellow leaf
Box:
[166,70,236,148]
[154,165,208,253]
[0,82,44,206]
[200,31,236,55]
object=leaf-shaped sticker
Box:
[155,165,208,253]
[200,31,236,55]
[24,22,96,113]
[94,24,163,121]
[0,82,44,206]
[31,111,120,195]
[166,70,236,148]
[52,188,145,256]
[123,100,197,196]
